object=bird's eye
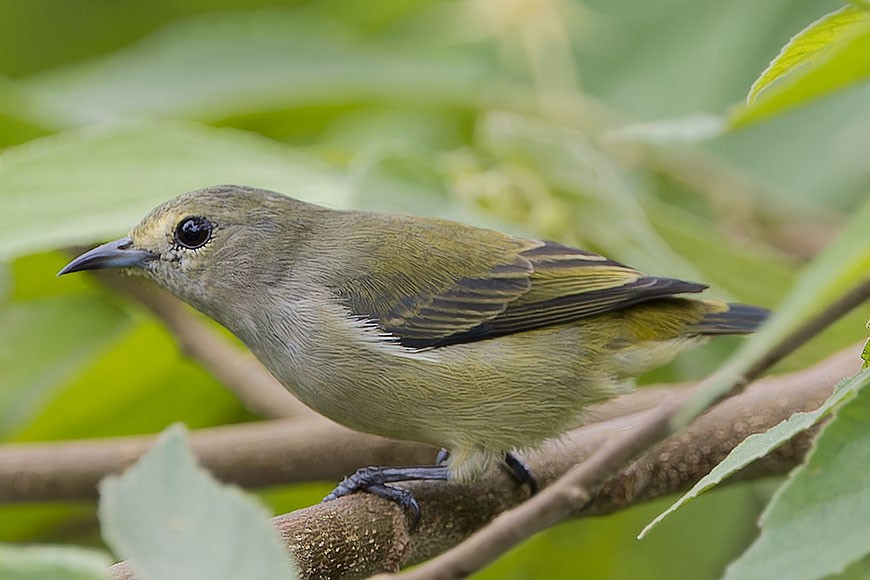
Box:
[174,216,213,250]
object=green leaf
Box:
[0,544,112,580]
[723,368,870,579]
[0,295,129,438]
[746,7,868,105]
[642,196,870,535]
[22,10,493,128]
[99,424,297,580]
[731,7,870,128]
[640,367,869,538]
[0,120,349,261]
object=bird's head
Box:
[59,185,322,320]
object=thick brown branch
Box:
[0,419,434,503]
[0,382,705,504]
[93,272,312,420]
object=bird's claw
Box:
[504,452,539,495]
[323,466,428,529]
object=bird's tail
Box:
[690,302,771,335]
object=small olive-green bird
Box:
[61,185,768,521]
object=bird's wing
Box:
[332,236,706,349]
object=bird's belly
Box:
[253,323,626,453]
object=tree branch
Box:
[94,344,859,580]
[0,384,700,503]
[0,419,435,503]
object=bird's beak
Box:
[58,237,156,276]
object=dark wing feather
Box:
[331,227,706,349]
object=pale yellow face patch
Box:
[129,205,189,254]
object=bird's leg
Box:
[434,448,450,465]
[502,452,539,495]
[323,465,450,528]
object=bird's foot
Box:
[323,465,449,529]
[435,448,450,466]
[503,452,539,495]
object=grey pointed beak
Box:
[58,237,156,276]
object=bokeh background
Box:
[0,0,868,578]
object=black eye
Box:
[174,216,213,250]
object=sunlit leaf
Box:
[731,7,870,128]
[99,425,297,580]
[746,6,869,105]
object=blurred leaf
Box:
[724,369,870,580]
[23,10,494,128]
[642,197,795,305]
[642,366,869,538]
[603,114,725,145]
[0,120,348,261]
[0,544,111,580]
[731,7,870,128]
[0,264,8,302]
[475,112,705,280]
[12,318,245,442]
[0,504,98,544]
[0,296,129,437]
[0,78,55,146]
[99,424,296,580]
[643,196,870,535]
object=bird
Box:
[59,184,769,524]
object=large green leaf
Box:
[99,425,297,580]
[0,544,112,580]
[730,6,870,128]
[0,121,348,261]
[22,10,494,128]
[724,368,870,579]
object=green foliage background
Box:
[0,0,868,578]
